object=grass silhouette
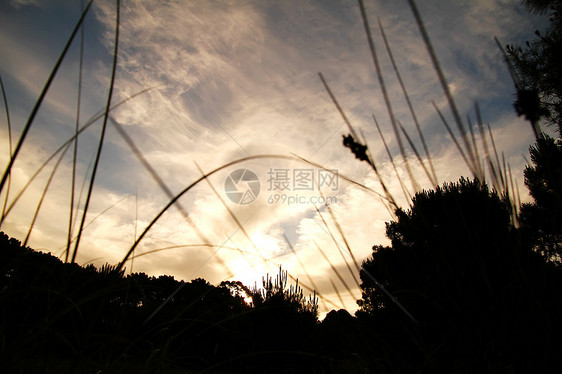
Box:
[0,0,556,372]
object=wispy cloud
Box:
[0,0,551,316]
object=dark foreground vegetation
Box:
[2,0,562,373]
[3,136,562,372]
[0,233,321,373]
[2,167,562,373]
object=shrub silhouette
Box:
[357,178,562,371]
[520,135,562,263]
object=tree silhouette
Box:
[520,135,562,263]
[358,178,562,371]
[0,233,328,373]
[506,0,562,134]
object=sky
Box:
[0,0,552,316]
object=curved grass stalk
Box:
[130,243,263,261]
[0,75,13,228]
[294,144,398,212]
[71,0,121,263]
[110,118,217,257]
[0,86,158,227]
[195,162,267,267]
[64,194,133,248]
[0,0,94,196]
[70,151,96,240]
[116,155,292,272]
[116,154,383,272]
[23,143,71,247]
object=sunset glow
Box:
[0,0,552,317]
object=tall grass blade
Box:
[195,162,266,266]
[433,101,473,171]
[372,114,412,202]
[66,0,86,263]
[324,203,362,276]
[311,74,399,206]
[378,19,438,185]
[488,123,506,190]
[0,87,156,226]
[398,120,437,186]
[131,243,261,262]
[466,114,484,180]
[131,187,137,274]
[313,240,357,303]
[508,162,518,225]
[290,153,389,201]
[318,72,359,140]
[329,278,346,310]
[116,154,296,272]
[65,193,132,249]
[71,151,96,236]
[23,144,71,247]
[109,117,217,257]
[358,0,420,193]
[314,204,360,288]
[407,0,478,176]
[0,0,94,196]
[515,178,522,212]
[283,233,328,312]
[0,75,13,228]
[494,37,521,90]
[502,152,509,197]
[71,0,120,263]
[475,104,501,190]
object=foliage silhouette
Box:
[357,178,562,371]
[520,134,562,263]
[506,0,562,134]
[3,0,562,373]
[0,232,330,373]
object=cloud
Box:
[0,0,551,317]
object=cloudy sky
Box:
[0,0,551,316]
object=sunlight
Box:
[224,231,284,288]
